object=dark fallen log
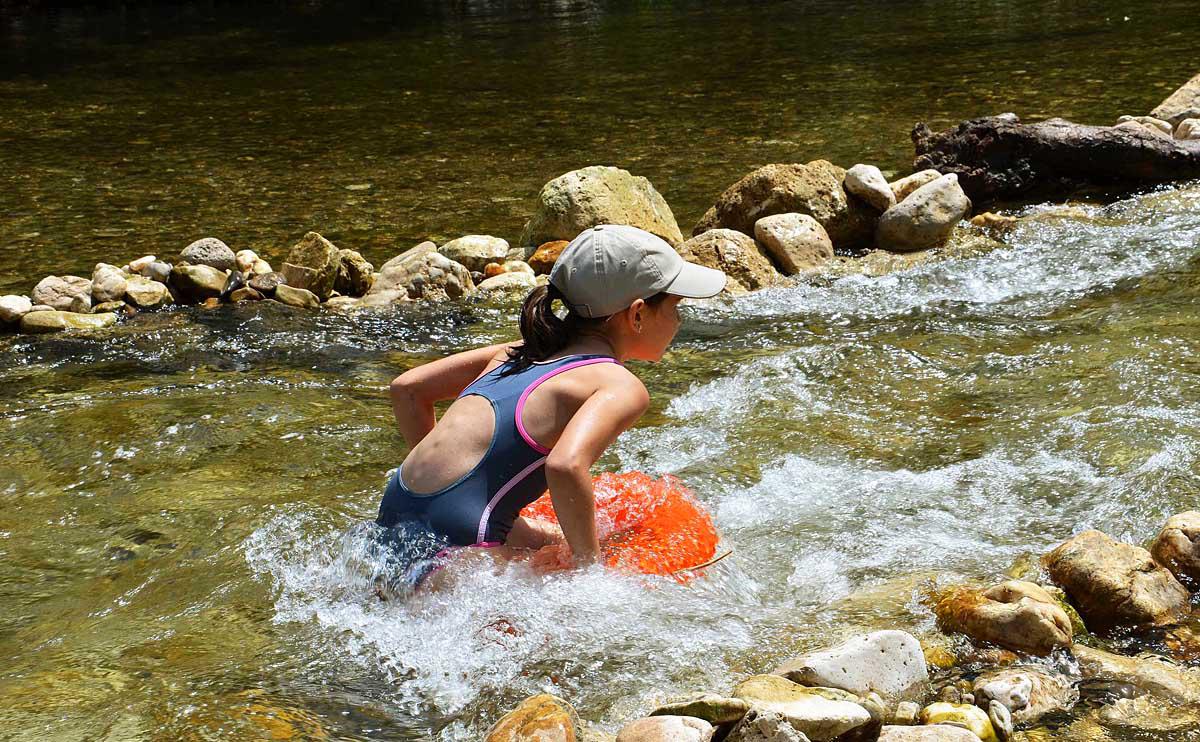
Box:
[911,113,1200,205]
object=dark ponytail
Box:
[503,283,606,374]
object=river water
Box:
[3,2,1200,740]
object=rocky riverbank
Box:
[486,512,1200,742]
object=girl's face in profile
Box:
[628,295,683,362]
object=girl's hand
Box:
[528,543,575,574]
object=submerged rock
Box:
[1095,693,1200,734]
[918,703,997,742]
[1071,644,1200,704]
[0,295,32,324]
[616,715,713,742]
[693,160,875,249]
[528,240,570,274]
[876,174,972,252]
[1149,511,1200,589]
[773,630,929,705]
[972,668,1077,725]
[521,165,683,247]
[732,675,874,741]
[725,707,812,742]
[280,231,341,301]
[933,580,1073,655]
[170,264,227,303]
[1043,529,1189,631]
[335,249,374,297]
[485,693,581,742]
[889,170,941,203]
[753,213,834,274]
[439,235,510,273]
[651,692,751,725]
[273,284,320,309]
[90,263,128,304]
[20,310,117,333]
[32,275,92,313]
[677,228,781,293]
[361,241,474,305]
[844,164,896,211]
[180,237,235,271]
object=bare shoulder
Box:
[593,362,649,407]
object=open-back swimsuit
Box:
[373,353,619,591]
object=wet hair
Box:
[502,283,669,374]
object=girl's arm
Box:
[389,342,516,448]
[544,377,650,565]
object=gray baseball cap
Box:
[548,224,727,318]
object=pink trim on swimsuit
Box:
[476,456,548,544]
[514,357,619,454]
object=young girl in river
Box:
[372,224,726,594]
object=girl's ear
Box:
[628,298,646,331]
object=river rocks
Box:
[170,264,227,303]
[1116,115,1173,137]
[878,726,979,741]
[528,240,570,274]
[845,164,896,211]
[876,174,972,252]
[93,300,126,314]
[693,160,875,249]
[616,715,713,742]
[362,241,474,305]
[248,272,286,297]
[889,170,941,203]
[485,693,581,742]
[753,214,834,274]
[439,235,510,272]
[1114,119,1171,139]
[234,249,257,273]
[774,630,929,705]
[972,668,1076,725]
[90,263,128,303]
[180,237,235,271]
[475,271,537,296]
[1043,529,1189,631]
[677,229,780,293]
[485,260,536,279]
[651,693,751,725]
[918,703,997,742]
[32,275,92,313]
[274,284,320,309]
[20,310,117,333]
[0,295,32,324]
[1149,511,1200,589]
[1150,71,1200,127]
[1072,644,1200,704]
[1094,694,1200,734]
[726,707,812,742]
[280,232,341,301]
[1177,119,1200,140]
[146,261,172,284]
[128,255,156,275]
[934,580,1073,655]
[732,675,874,741]
[219,271,247,302]
[521,165,683,247]
[334,249,374,297]
[229,287,264,303]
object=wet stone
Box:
[219,270,247,301]
[229,287,264,303]
[486,693,581,742]
[170,264,227,303]
[273,284,320,309]
[20,310,117,334]
[248,272,286,296]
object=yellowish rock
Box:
[918,703,997,742]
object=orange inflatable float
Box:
[519,471,720,579]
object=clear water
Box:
[3,2,1200,740]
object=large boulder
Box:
[726,707,812,742]
[527,240,570,274]
[0,295,32,325]
[692,160,876,249]
[774,630,929,705]
[972,667,1077,725]
[361,241,474,306]
[521,166,683,247]
[1151,72,1200,127]
[616,716,713,742]
[334,249,374,297]
[180,237,236,271]
[732,675,874,741]
[676,229,781,293]
[753,213,834,274]
[844,164,896,211]
[439,235,510,273]
[20,310,117,334]
[124,276,172,310]
[1072,644,1200,704]
[876,174,972,252]
[32,275,92,313]
[170,264,227,303]
[1043,529,1189,631]
[485,694,581,742]
[90,263,128,304]
[280,232,341,301]
[651,693,751,725]
[933,580,1073,655]
[1149,511,1200,589]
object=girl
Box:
[374,224,726,592]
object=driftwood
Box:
[911,113,1200,205]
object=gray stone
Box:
[889,170,941,203]
[521,165,684,247]
[677,229,780,293]
[32,275,92,313]
[20,310,116,334]
[0,295,32,324]
[170,264,227,303]
[876,174,972,252]
[774,630,929,705]
[180,237,235,271]
[726,708,811,742]
[753,213,834,274]
[280,231,341,301]
[439,235,510,273]
[361,241,474,305]
[845,164,896,211]
[90,263,127,304]
[146,261,172,284]
[273,284,321,309]
[1150,511,1200,589]
[334,249,375,297]
[616,715,713,742]
[972,668,1076,725]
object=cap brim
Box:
[663,261,727,299]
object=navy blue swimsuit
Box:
[377,353,619,548]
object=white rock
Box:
[181,237,235,270]
[91,263,128,304]
[235,249,259,273]
[616,715,714,742]
[32,275,92,313]
[876,174,972,252]
[0,295,33,324]
[726,708,810,742]
[774,630,929,704]
[1116,114,1173,136]
[438,235,510,273]
[889,170,941,203]
[845,164,897,212]
[1176,118,1200,140]
[128,255,156,274]
[753,213,834,274]
[475,271,537,295]
[146,261,172,284]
